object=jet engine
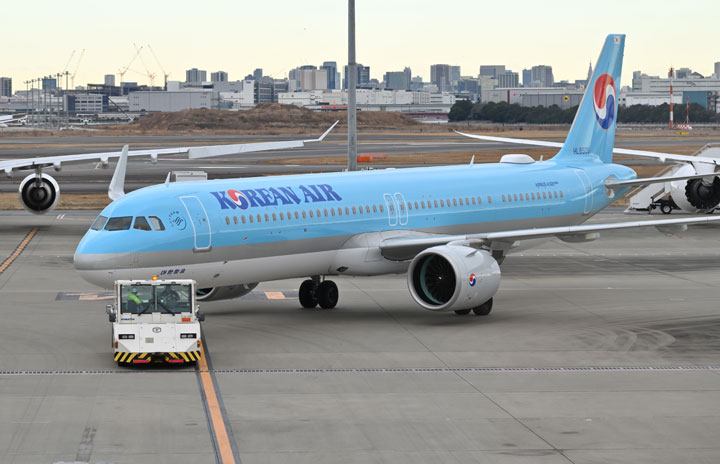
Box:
[407,245,501,312]
[196,283,258,302]
[18,173,60,215]
[669,164,720,213]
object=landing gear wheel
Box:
[660,204,672,215]
[299,280,319,308]
[472,298,493,316]
[454,309,471,315]
[317,281,339,309]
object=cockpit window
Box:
[104,216,133,231]
[133,216,152,231]
[148,216,165,231]
[91,215,108,231]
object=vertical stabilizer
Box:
[553,34,625,164]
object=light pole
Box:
[347,0,358,171]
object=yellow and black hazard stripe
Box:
[115,351,202,363]
[114,352,139,363]
[166,351,202,362]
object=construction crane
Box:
[60,50,76,91]
[70,49,85,89]
[118,46,143,85]
[133,43,156,87]
[147,44,170,90]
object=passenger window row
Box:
[225,204,387,226]
[501,190,563,203]
[223,194,499,227]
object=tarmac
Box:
[1,208,720,463]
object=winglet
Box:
[108,145,129,201]
[304,120,339,143]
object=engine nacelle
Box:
[196,283,258,302]
[668,164,720,213]
[408,245,501,312]
[18,173,60,215]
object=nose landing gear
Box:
[299,276,339,309]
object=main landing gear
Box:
[454,298,493,316]
[299,276,338,309]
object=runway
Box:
[0,131,710,193]
[1,208,719,463]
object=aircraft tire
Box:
[317,281,339,309]
[454,309,471,315]
[299,280,319,308]
[472,298,493,316]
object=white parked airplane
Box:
[0,122,337,214]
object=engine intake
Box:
[196,283,258,302]
[18,173,60,214]
[408,245,501,312]
[668,164,720,213]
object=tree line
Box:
[448,100,720,124]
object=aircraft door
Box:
[394,193,408,225]
[573,169,594,215]
[383,193,398,227]
[180,196,212,252]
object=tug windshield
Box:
[120,284,192,314]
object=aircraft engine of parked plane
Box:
[668,164,720,213]
[195,283,258,302]
[18,173,60,214]
[407,245,501,313]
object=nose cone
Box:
[74,232,116,288]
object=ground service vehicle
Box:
[107,279,205,365]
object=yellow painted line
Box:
[264,291,287,300]
[0,228,38,274]
[197,344,235,464]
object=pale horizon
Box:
[3,0,719,89]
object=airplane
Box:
[74,34,720,315]
[0,114,27,128]
[0,122,337,214]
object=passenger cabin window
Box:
[148,216,165,231]
[134,216,152,231]
[105,216,133,231]
[233,216,238,225]
[241,216,247,224]
[225,216,230,226]
[91,215,108,231]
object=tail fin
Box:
[553,34,625,164]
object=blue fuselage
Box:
[74,159,635,288]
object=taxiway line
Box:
[196,334,240,464]
[0,227,38,275]
[1,365,719,376]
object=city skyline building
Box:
[0,77,12,97]
[104,74,115,86]
[211,71,229,82]
[321,61,338,90]
[185,68,207,83]
[479,65,506,79]
[530,65,554,87]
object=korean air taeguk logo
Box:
[593,73,616,130]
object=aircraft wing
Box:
[454,130,720,166]
[379,216,720,261]
[0,121,338,176]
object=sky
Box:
[3,0,719,89]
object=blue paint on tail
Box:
[553,34,625,165]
